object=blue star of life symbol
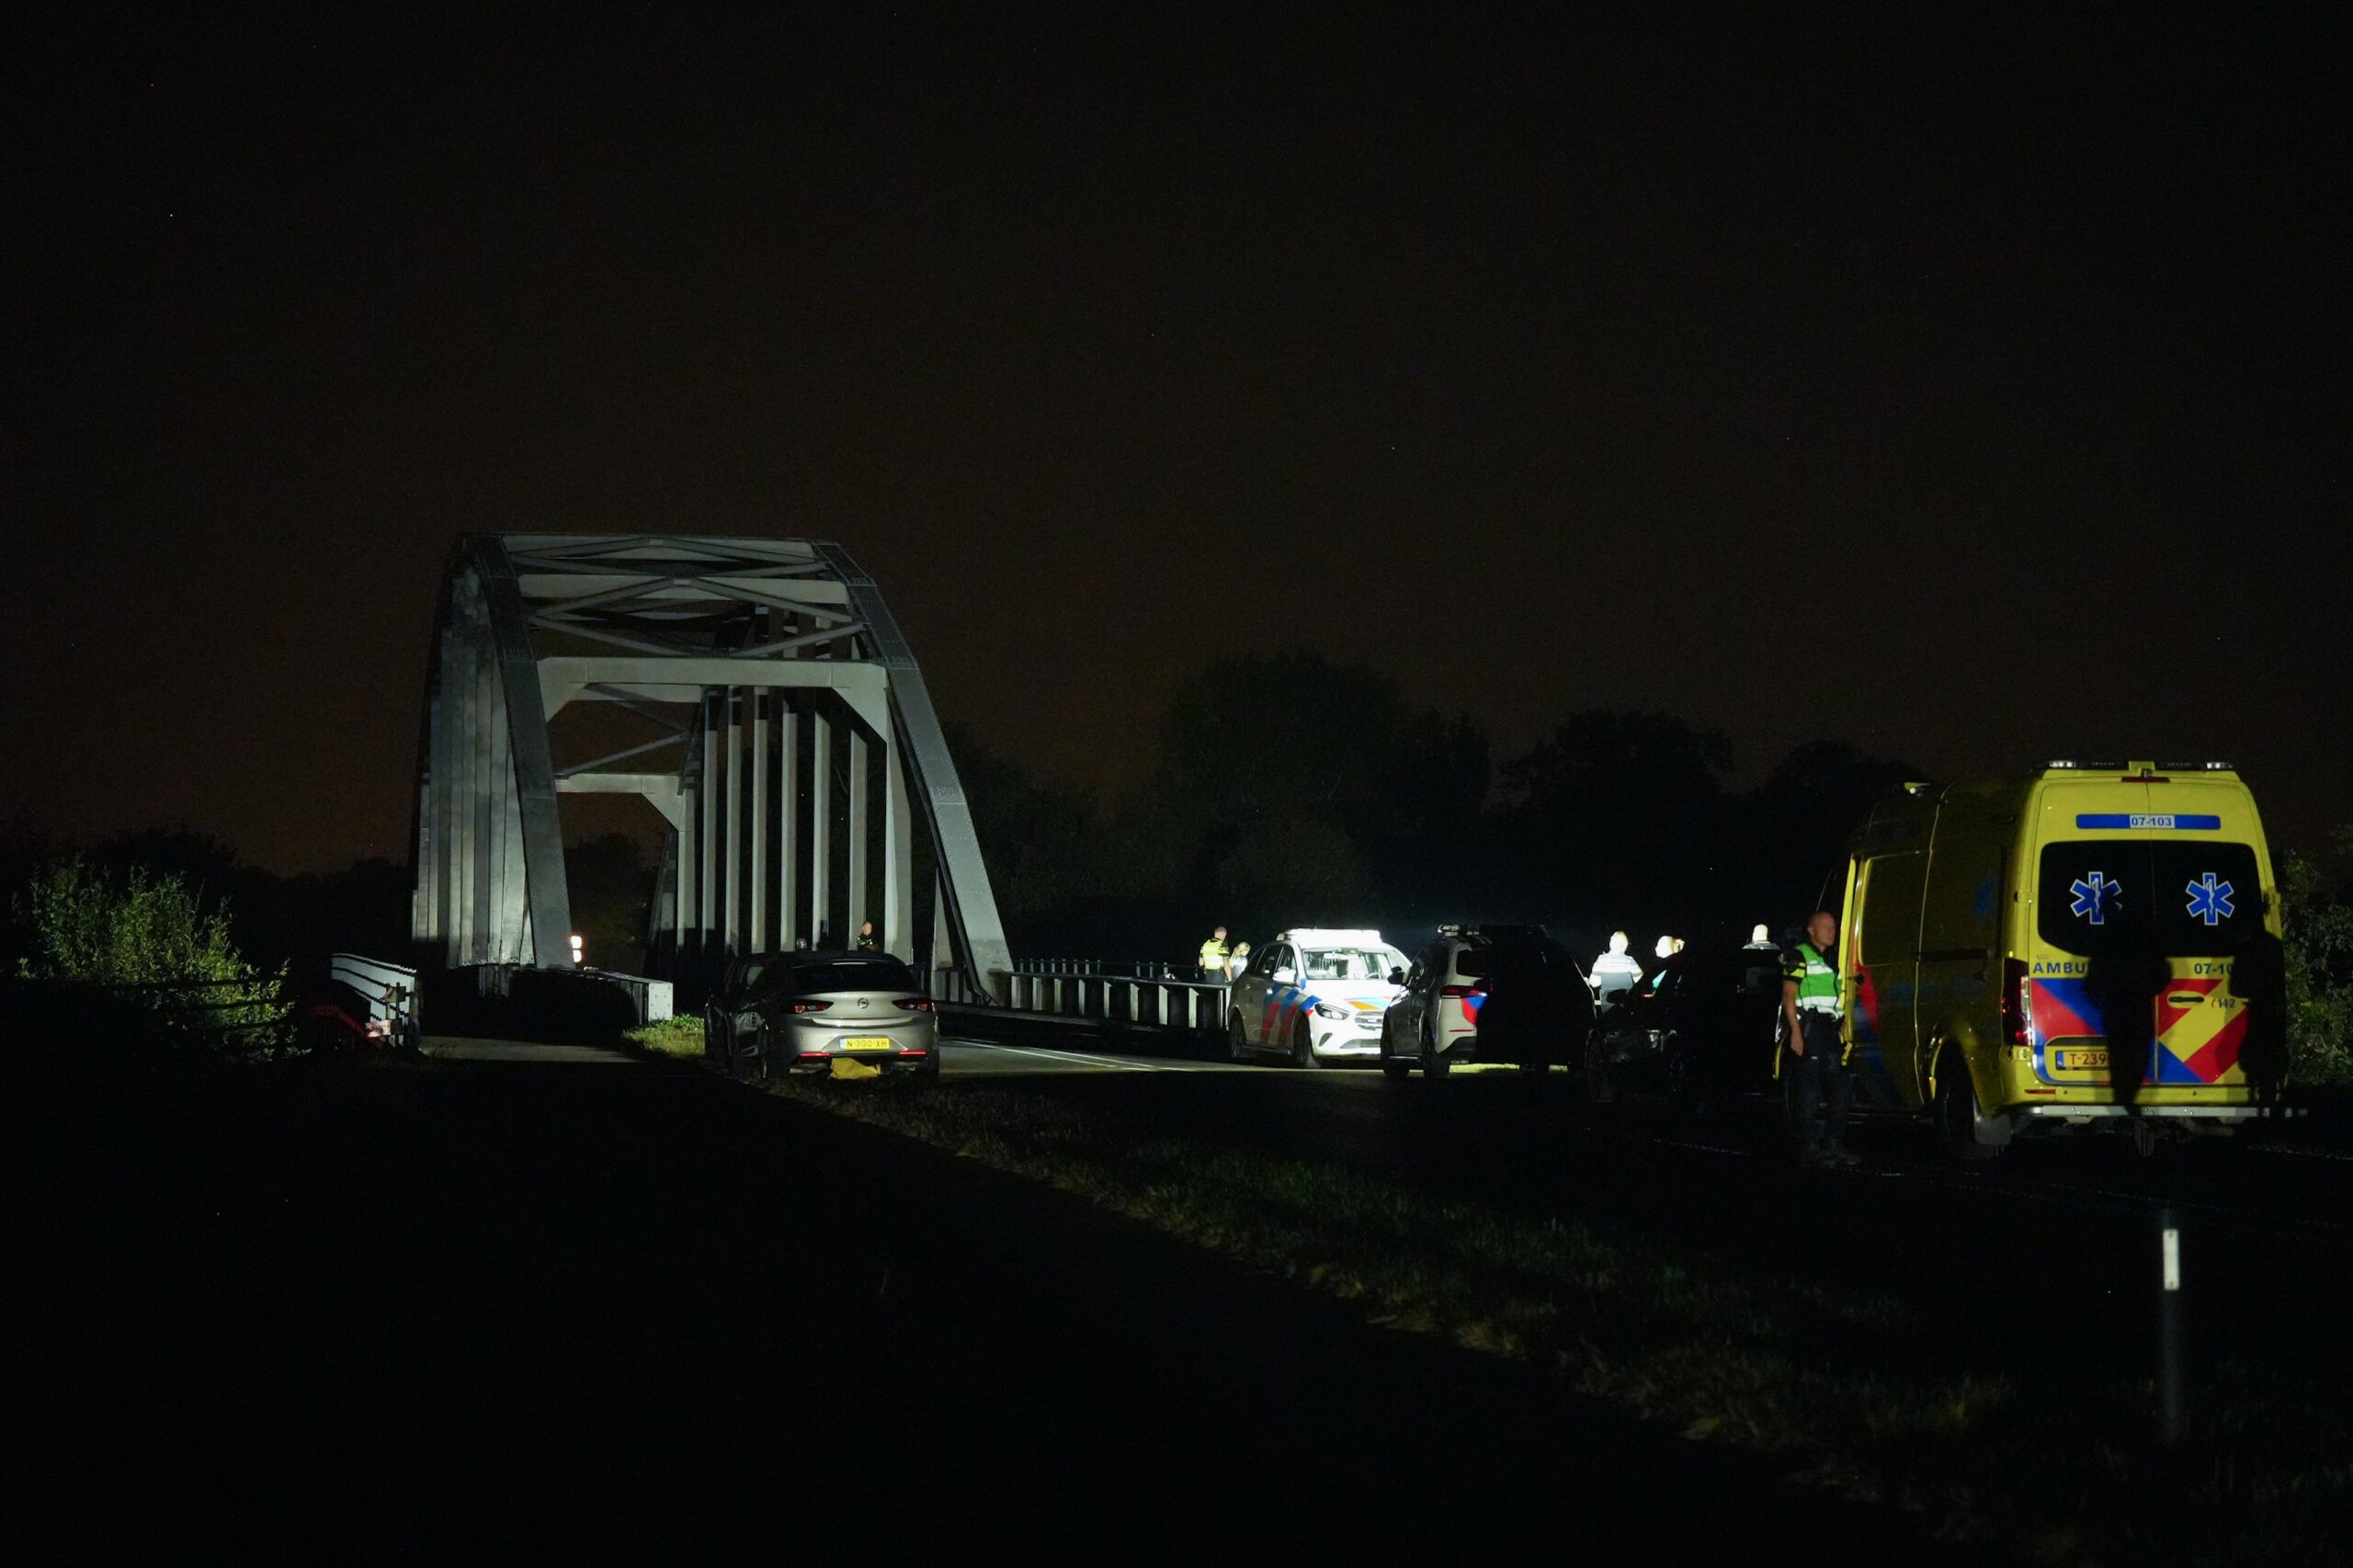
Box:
[2186,872,2235,926]
[2069,870,2120,925]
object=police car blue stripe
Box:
[2074,813,2222,831]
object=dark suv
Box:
[1381,924,1595,1078]
[1644,943,1786,1113]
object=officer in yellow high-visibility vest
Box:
[1781,910,1859,1168]
[1199,926,1231,983]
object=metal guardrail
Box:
[990,967,1232,1037]
[1014,959,1197,981]
[328,953,421,1043]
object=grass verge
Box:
[626,1015,706,1060]
[699,1026,2343,1562]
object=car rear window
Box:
[2036,840,2264,956]
[775,958,919,994]
[1461,939,1576,981]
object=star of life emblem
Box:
[2186,872,2235,927]
[2069,870,2120,926]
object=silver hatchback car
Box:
[722,951,940,1077]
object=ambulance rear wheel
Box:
[1935,1051,2005,1163]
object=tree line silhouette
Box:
[956,647,1922,965]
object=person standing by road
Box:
[1590,931,1643,1004]
[1782,910,1858,1168]
[1199,926,1231,983]
[856,919,880,952]
[1225,940,1252,982]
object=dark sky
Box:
[6,7,2347,870]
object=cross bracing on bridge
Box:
[410,535,1010,996]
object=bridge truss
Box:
[409,535,1010,994]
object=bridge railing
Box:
[987,965,1232,1039]
[328,953,421,1046]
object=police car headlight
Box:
[1312,1001,1351,1022]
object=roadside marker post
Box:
[2158,1207,2186,1445]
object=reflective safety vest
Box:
[1784,941,1842,1016]
[1199,938,1230,975]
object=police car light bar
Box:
[1276,928,1389,949]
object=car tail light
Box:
[895,998,935,1012]
[791,1000,832,1015]
[2002,958,2031,1047]
[896,1049,930,1057]
[1439,982,1488,999]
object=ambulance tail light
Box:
[2002,958,2032,1048]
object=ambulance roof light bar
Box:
[2046,757,2233,772]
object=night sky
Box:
[6,8,2347,870]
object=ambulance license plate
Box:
[841,1037,893,1051]
[2055,1048,2109,1071]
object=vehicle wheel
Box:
[750,1022,770,1082]
[1380,1023,1413,1081]
[1291,1017,1320,1069]
[1584,1025,1614,1103]
[1422,1021,1450,1079]
[1665,1038,1704,1116]
[1227,1014,1252,1063]
[1935,1050,2005,1163]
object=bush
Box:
[10,857,287,1054]
[2283,836,2353,1087]
[627,1015,705,1059]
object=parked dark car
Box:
[705,950,939,1078]
[1382,924,1595,1077]
[1648,943,1786,1114]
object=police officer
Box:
[856,919,880,953]
[1199,926,1231,983]
[1781,910,1858,1168]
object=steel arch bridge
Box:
[409,534,1010,994]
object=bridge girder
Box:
[410,534,1011,994]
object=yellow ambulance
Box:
[1836,761,2286,1157]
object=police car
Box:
[1225,928,1410,1068]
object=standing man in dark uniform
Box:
[1782,910,1859,1168]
